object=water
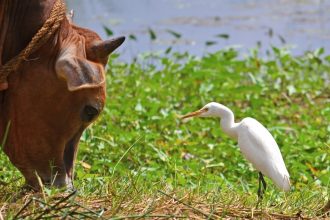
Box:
[66,0,330,61]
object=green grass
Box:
[0,47,329,219]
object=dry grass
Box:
[1,187,328,219]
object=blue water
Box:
[66,0,330,61]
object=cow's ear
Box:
[55,56,105,91]
[87,36,125,64]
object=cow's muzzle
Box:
[62,127,84,188]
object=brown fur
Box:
[0,0,124,189]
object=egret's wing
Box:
[237,117,290,191]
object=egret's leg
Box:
[256,172,266,208]
[257,175,262,199]
[257,172,265,199]
[260,172,267,191]
[256,174,262,208]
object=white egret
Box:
[181,102,290,199]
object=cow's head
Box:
[0,18,124,189]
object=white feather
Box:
[237,118,290,191]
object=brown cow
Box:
[0,0,124,189]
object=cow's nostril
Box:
[81,105,99,122]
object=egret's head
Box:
[181,102,221,119]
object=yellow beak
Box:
[180,108,207,120]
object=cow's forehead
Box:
[59,42,84,59]
[71,24,102,46]
[60,32,87,56]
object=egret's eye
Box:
[204,107,209,111]
[81,105,99,122]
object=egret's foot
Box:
[257,187,264,200]
[256,188,264,208]
[256,199,262,209]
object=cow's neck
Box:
[0,0,56,64]
[0,90,5,143]
[0,0,57,144]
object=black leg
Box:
[257,172,266,199]
[256,172,267,208]
[259,172,267,191]
[257,173,262,199]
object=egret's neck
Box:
[215,105,238,139]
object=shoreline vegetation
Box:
[1,47,329,219]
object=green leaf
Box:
[278,35,286,44]
[129,34,137,41]
[148,28,157,41]
[215,33,229,39]
[103,25,114,36]
[205,41,217,46]
[165,47,172,54]
[151,145,168,162]
[314,48,324,56]
[166,29,182,39]
[287,85,296,96]
[135,102,144,112]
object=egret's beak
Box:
[180,108,207,120]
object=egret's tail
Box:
[276,174,291,192]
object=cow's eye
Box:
[81,105,99,122]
